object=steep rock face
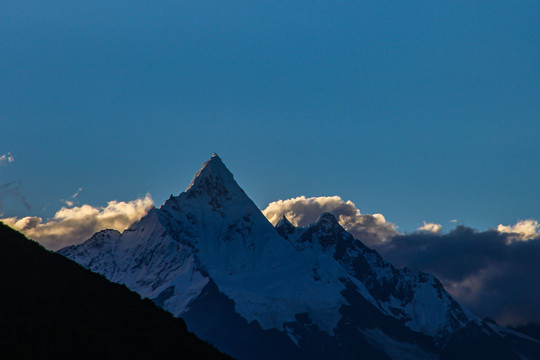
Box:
[59,154,540,360]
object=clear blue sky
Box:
[1,0,539,233]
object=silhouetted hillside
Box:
[0,222,231,360]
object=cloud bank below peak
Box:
[1,194,153,250]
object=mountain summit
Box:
[59,154,540,360]
[186,153,237,193]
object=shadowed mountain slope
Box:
[0,222,231,360]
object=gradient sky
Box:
[1,0,539,233]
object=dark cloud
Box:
[371,226,540,326]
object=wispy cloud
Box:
[0,180,31,214]
[61,187,84,207]
[72,187,83,198]
[263,196,398,246]
[1,194,154,250]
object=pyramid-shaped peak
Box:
[275,215,296,239]
[186,153,235,192]
[305,212,349,236]
[302,212,343,237]
[276,215,295,230]
[276,214,295,228]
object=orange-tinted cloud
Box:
[1,194,153,250]
[263,196,398,246]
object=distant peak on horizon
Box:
[276,214,295,228]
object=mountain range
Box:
[58,154,540,359]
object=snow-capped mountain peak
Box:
[316,212,340,225]
[275,215,297,239]
[58,154,540,360]
[295,212,357,255]
[186,152,236,194]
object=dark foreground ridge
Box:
[0,222,231,360]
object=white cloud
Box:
[450,219,459,223]
[0,153,14,166]
[262,196,398,246]
[1,194,154,250]
[497,219,540,242]
[418,221,443,234]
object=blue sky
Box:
[1,0,539,233]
